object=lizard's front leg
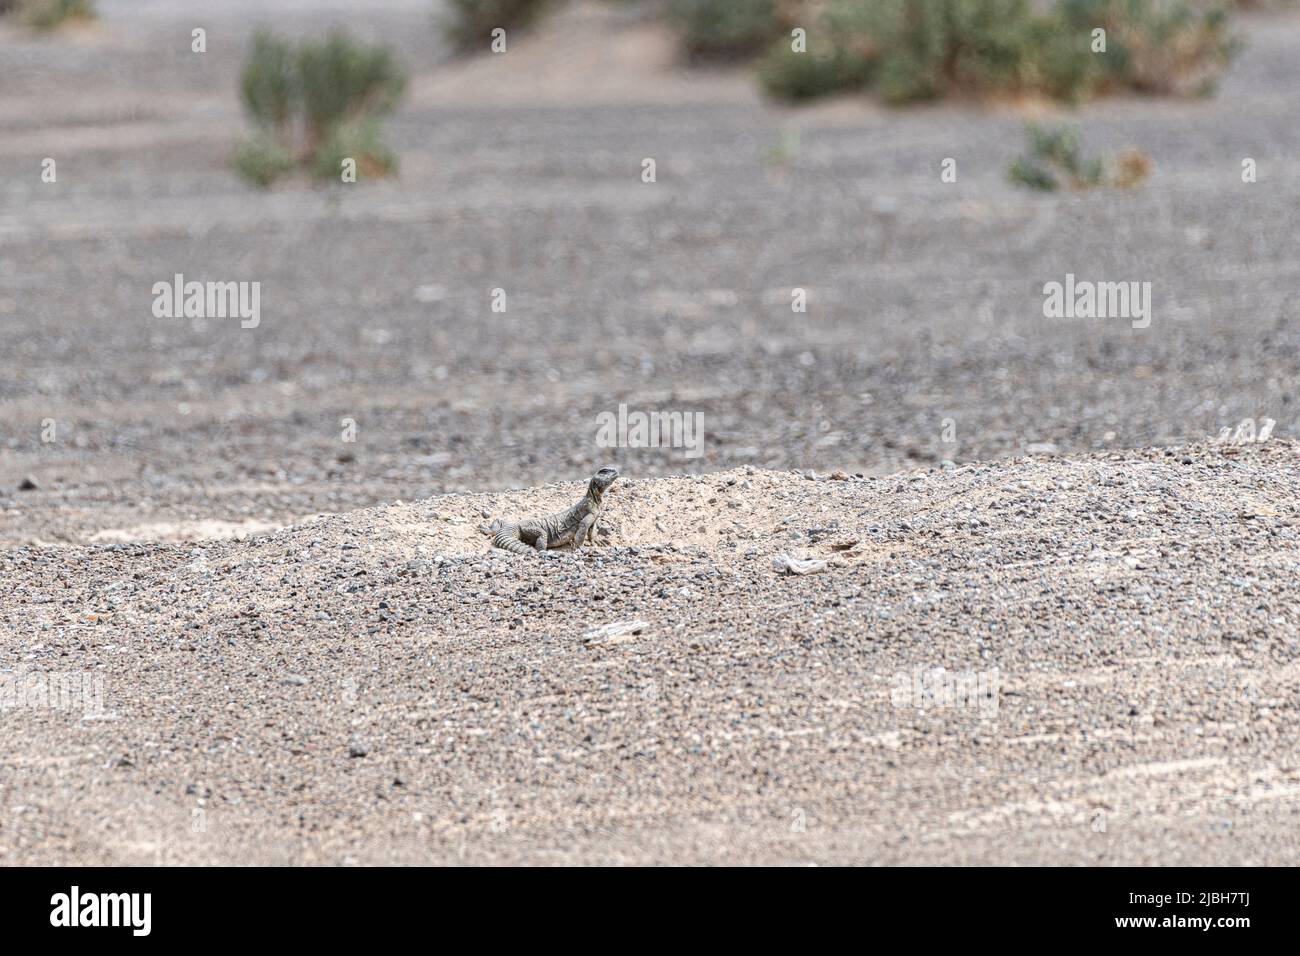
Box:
[574,513,597,548]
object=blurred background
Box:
[2,0,1298,545]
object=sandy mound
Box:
[3,441,1299,866]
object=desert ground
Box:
[1,0,1299,864]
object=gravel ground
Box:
[1,1,1299,864]
[2,2,1299,545]
[3,441,1299,865]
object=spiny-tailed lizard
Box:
[479,467,619,556]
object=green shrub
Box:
[695,0,1244,105]
[1018,123,1105,189]
[232,135,297,188]
[758,40,872,100]
[233,30,406,188]
[1021,16,1103,103]
[241,31,298,138]
[441,0,555,52]
[1008,155,1062,191]
[16,0,95,30]
[757,0,1099,104]
[846,0,1094,104]
[1008,123,1150,191]
[1059,0,1242,96]
[670,0,785,60]
[871,0,1028,91]
[869,51,934,103]
[298,32,406,149]
[310,119,398,182]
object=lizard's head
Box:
[589,466,619,498]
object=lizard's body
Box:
[480,467,619,556]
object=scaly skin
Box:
[480,467,619,556]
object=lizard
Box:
[478,467,619,556]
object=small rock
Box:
[583,619,649,646]
[772,554,833,575]
[18,476,39,491]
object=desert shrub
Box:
[440,0,555,52]
[14,0,95,30]
[719,0,1244,104]
[297,32,406,150]
[1009,123,1105,190]
[232,136,297,188]
[1008,154,1062,191]
[310,119,398,181]
[1019,16,1104,103]
[1008,123,1150,190]
[759,0,1098,104]
[670,0,786,60]
[241,32,298,140]
[1111,147,1153,186]
[1058,0,1242,95]
[852,0,1049,103]
[758,39,872,100]
[233,30,406,188]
